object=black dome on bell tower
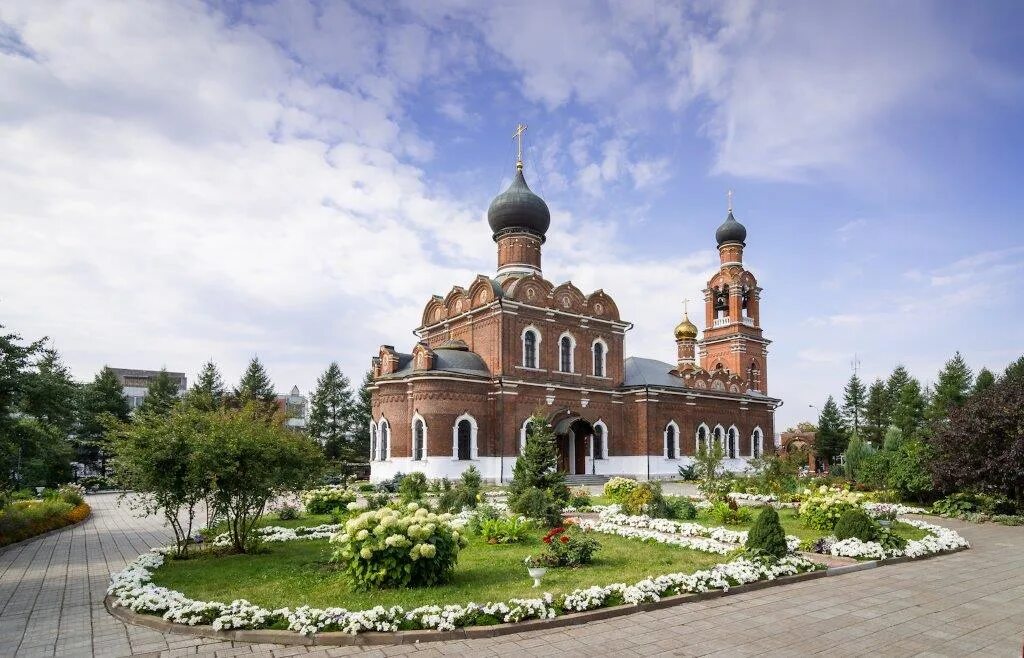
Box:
[487,165,551,242]
[715,210,747,246]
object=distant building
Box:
[110,368,187,411]
[276,385,308,430]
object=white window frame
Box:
[751,426,763,458]
[695,422,710,454]
[727,424,739,459]
[713,424,725,452]
[591,338,608,377]
[558,332,576,373]
[664,420,680,459]
[452,413,478,461]
[592,419,608,460]
[519,417,533,455]
[521,326,542,369]
[369,420,377,461]
[378,418,391,461]
[411,413,427,461]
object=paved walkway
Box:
[1,494,1022,657]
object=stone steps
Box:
[565,474,611,486]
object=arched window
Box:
[559,334,575,373]
[727,425,738,459]
[751,427,763,458]
[712,379,726,391]
[369,421,377,461]
[522,327,540,369]
[713,424,725,452]
[592,421,607,460]
[520,418,533,455]
[412,416,426,461]
[453,413,477,460]
[696,423,709,453]
[378,420,390,461]
[665,421,679,459]
[592,340,606,377]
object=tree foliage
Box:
[863,378,891,444]
[1004,356,1024,384]
[349,370,373,461]
[508,412,568,526]
[186,360,225,412]
[930,376,1024,503]
[972,368,995,396]
[694,439,728,502]
[137,368,180,416]
[308,362,357,460]
[928,351,973,426]
[235,357,276,404]
[815,395,847,467]
[843,431,874,484]
[842,374,867,436]
[890,377,926,441]
[78,367,130,475]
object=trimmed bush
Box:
[603,477,638,502]
[330,503,467,590]
[398,472,428,503]
[745,506,788,558]
[834,509,878,542]
[302,487,357,514]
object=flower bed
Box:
[826,517,969,559]
[0,500,92,547]
[107,541,820,635]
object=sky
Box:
[2,0,1023,432]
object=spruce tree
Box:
[1003,356,1024,384]
[862,378,891,445]
[509,412,569,524]
[843,431,873,483]
[21,348,79,436]
[79,366,131,474]
[12,345,77,487]
[815,396,848,468]
[928,351,973,424]
[138,368,180,416]
[745,506,787,558]
[842,373,867,436]
[883,425,904,451]
[308,362,356,460]
[235,357,276,404]
[890,378,926,441]
[972,368,996,396]
[886,365,912,403]
[187,360,225,411]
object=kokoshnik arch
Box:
[368,129,779,483]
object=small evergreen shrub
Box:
[622,482,673,518]
[745,506,788,558]
[331,503,467,590]
[508,414,568,525]
[302,486,357,514]
[375,473,404,494]
[833,509,878,542]
[512,486,563,527]
[666,496,698,520]
[398,472,429,503]
[603,477,638,502]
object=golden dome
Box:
[674,314,698,340]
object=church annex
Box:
[368,133,779,483]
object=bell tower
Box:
[699,194,770,393]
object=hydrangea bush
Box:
[330,504,468,590]
[798,486,865,531]
[603,477,639,502]
[301,487,357,515]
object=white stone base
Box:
[370,454,757,483]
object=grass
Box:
[695,507,929,543]
[154,532,724,611]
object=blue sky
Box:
[1,0,1023,431]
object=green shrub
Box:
[0,498,86,547]
[622,481,673,518]
[992,514,1024,526]
[458,466,482,508]
[677,463,698,480]
[834,509,878,542]
[331,503,467,590]
[79,475,111,491]
[877,526,907,551]
[512,486,563,527]
[398,472,429,503]
[277,503,301,520]
[665,496,698,520]
[745,506,788,558]
[364,492,390,510]
[536,524,600,567]
[708,500,753,525]
[602,476,638,502]
[376,473,404,494]
[302,487,357,514]
[568,486,591,508]
[933,492,1016,517]
[466,503,502,535]
[798,486,864,531]
[56,484,85,506]
[478,516,533,544]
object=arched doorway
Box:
[549,410,593,475]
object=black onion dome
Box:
[715,211,747,246]
[487,168,551,242]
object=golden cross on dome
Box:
[727,189,734,213]
[682,298,691,316]
[513,122,527,170]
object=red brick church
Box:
[368,137,779,482]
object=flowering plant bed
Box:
[0,500,92,547]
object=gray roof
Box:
[623,357,686,388]
[487,168,551,241]
[383,348,490,380]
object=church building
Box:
[368,131,779,483]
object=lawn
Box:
[154,532,724,611]
[694,507,929,543]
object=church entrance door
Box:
[550,412,594,475]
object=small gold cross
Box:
[513,123,527,168]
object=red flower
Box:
[559,535,570,544]
[542,536,552,544]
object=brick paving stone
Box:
[3,497,1024,656]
